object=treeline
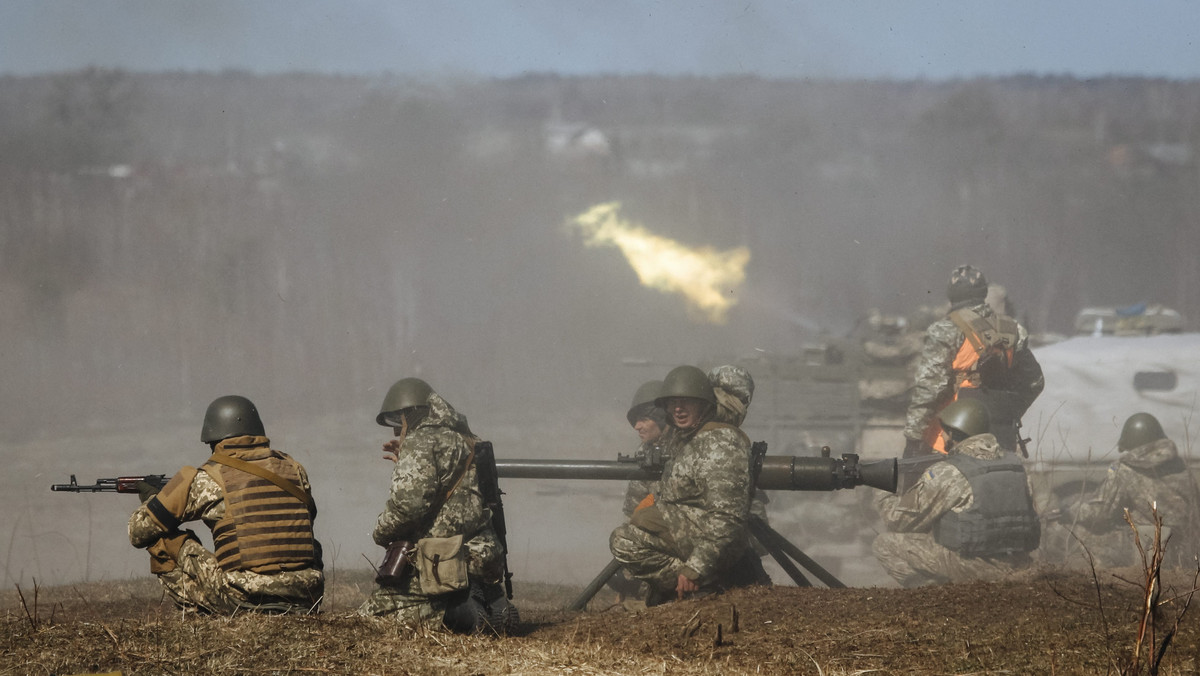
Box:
[1,70,1197,438]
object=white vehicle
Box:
[1024,333,1200,508]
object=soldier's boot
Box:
[645,585,674,607]
[441,588,487,634]
[479,581,520,636]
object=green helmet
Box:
[627,380,664,426]
[201,395,265,444]
[1118,412,1166,451]
[377,377,434,426]
[655,365,716,407]
[938,398,990,440]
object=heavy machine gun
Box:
[494,442,898,610]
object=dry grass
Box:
[5,567,1200,675]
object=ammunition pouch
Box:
[416,534,469,595]
[147,529,198,575]
[375,540,415,586]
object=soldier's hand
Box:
[136,480,161,504]
[675,574,698,599]
[381,439,403,463]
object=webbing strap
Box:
[949,309,989,356]
[208,454,315,514]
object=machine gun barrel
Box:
[494,454,897,493]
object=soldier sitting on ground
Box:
[874,398,1040,587]
[1068,412,1200,568]
[358,377,516,634]
[128,395,325,614]
[607,380,669,601]
[609,365,766,606]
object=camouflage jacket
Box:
[656,420,753,582]
[128,436,323,573]
[1076,438,1198,531]
[903,302,1043,442]
[622,439,667,517]
[372,393,502,579]
[877,433,1023,533]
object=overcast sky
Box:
[2,0,1198,80]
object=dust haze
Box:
[4,71,1199,589]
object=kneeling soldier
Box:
[874,398,1040,587]
[128,395,324,614]
[359,377,516,634]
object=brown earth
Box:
[4,567,1200,675]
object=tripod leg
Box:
[748,519,811,587]
[750,516,845,589]
[567,557,624,611]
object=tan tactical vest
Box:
[948,308,1019,390]
[202,441,316,574]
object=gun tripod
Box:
[567,515,844,611]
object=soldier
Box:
[874,398,1040,587]
[904,265,1044,458]
[609,365,758,605]
[621,380,668,517]
[708,365,774,578]
[358,377,516,634]
[1071,412,1200,568]
[127,395,324,614]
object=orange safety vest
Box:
[922,308,1018,453]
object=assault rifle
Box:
[493,442,899,610]
[51,474,169,493]
[473,441,515,601]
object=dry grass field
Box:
[4,565,1200,675]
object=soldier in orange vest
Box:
[902,265,1044,459]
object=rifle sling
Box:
[208,453,316,514]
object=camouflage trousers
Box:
[872,532,1034,588]
[155,538,324,614]
[609,521,688,593]
[357,573,456,629]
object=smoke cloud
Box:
[567,202,750,324]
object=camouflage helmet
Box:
[707,364,754,408]
[627,380,664,426]
[1118,412,1166,451]
[655,365,716,407]
[201,395,266,444]
[377,377,434,426]
[947,265,988,304]
[938,398,990,440]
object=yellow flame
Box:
[568,202,749,324]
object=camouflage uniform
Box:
[1072,438,1200,568]
[609,417,753,594]
[622,439,666,517]
[873,433,1037,587]
[904,301,1043,452]
[128,436,324,614]
[359,393,505,626]
[707,364,771,525]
